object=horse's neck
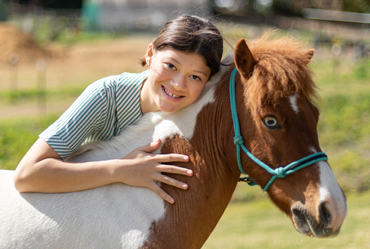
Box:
[143,68,241,248]
[70,65,241,248]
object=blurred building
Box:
[9,0,211,32]
[82,0,211,32]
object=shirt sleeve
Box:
[40,79,110,160]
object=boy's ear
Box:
[145,43,154,66]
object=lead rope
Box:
[229,68,329,191]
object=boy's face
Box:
[140,44,211,114]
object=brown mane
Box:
[245,32,318,117]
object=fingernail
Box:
[183,156,189,160]
[187,170,193,175]
[182,184,188,189]
[169,198,175,204]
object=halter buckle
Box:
[239,176,258,186]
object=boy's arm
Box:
[14,138,193,204]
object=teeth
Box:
[163,86,181,98]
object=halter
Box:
[229,68,328,191]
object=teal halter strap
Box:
[229,68,328,191]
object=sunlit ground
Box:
[205,190,370,249]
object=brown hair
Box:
[245,32,317,120]
[141,15,223,78]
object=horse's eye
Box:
[263,117,280,130]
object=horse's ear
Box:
[234,39,256,79]
[305,49,314,64]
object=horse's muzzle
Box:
[291,203,342,238]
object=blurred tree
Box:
[310,0,343,11]
[0,0,9,21]
[40,0,82,9]
[10,0,82,9]
[343,0,370,13]
[273,0,370,15]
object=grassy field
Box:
[204,191,370,249]
[0,116,58,169]
[312,58,370,193]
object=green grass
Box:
[0,116,57,169]
[310,58,370,193]
[204,191,370,249]
[0,86,85,104]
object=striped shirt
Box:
[40,70,149,160]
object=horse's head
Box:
[231,35,347,238]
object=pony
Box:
[0,34,347,249]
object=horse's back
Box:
[0,112,185,248]
[0,169,165,249]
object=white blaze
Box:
[289,94,299,114]
[318,161,347,231]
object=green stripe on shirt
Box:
[40,70,149,160]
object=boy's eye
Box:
[166,63,176,70]
[190,75,201,81]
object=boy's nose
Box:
[170,74,186,90]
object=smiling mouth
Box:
[162,86,183,98]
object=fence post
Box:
[8,53,18,102]
[36,59,47,116]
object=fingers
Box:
[156,165,193,177]
[139,139,161,153]
[153,173,189,190]
[126,138,194,205]
[137,139,190,164]
[148,168,193,204]
[154,154,190,163]
[149,182,175,204]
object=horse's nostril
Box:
[292,208,311,235]
[319,202,331,227]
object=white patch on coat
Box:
[0,64,230,249]
[310,147,317,153]
[289,94,299,114]
[318,161,347,231]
